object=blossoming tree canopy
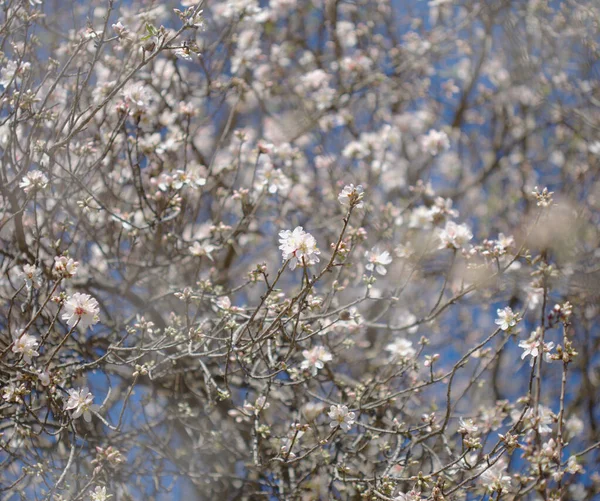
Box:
[1,0,600,500]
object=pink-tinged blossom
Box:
[19,170,48,193]
[458,418,479,435]
[53,256,79,278]
[278,226,320,270]
[365,248,392,275]
[495,307,519,331]
[62,293,100,331]
[12,332,39,363]
[438,221,473,250]
[328,404,355,432]
[64,387,100,422]
[301,346,332,375]
[112,22,127,37]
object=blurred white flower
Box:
[438,221,473,249]
[19,170,48,193]
[112,21,127,37]
[365,248,392,275]
[385,338,416,359]
[409,206,434,229]
[255,162,291,194]
[90,486,112,501]
[479,459,512,493]
[190,241,215,260]
[0,60,30,87]
[420,129,450,155]
[301,346,332,375]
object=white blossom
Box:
[420,129,450,155]
[385,338,416,359]
[338,184,365,209]
[12,332,39,364]
[19,170,48,193]
[0,60,30,87]
[328,404,355,432]
[480,459,512,493]
[458,418,479,435]
[255,163,291,194]
[438,221,473,249]
[62,293,100,331]
[64,387,100,422]
[53,256,79,278]
[494,307,519,331]
[19,264,42,290]
[112,21,127,37]
[2,382,26,403]
[409,206,434,229]
[278,226,320,270]
[189,241,215,260]
[301,346,332,375]
[90,486,112,501]
[365,248,393,275]
[518,330,554,366]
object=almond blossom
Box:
[53,256,79,278]
[518,329,554,366]
[338,184,365,209]
[385,338,416,359]
[495,307,519,331]
[328,404,355,432]
[300,346,333,375]
[64,387,100,422]
[278,226,321,270]
[12,332,39,363]
[19,264,42,290]
[420,129,450,155]
[438,221,473,250]
[19,170,48,193]
[62,293,100,331]
[365,247,393,275]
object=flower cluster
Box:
[278,227,321,270]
